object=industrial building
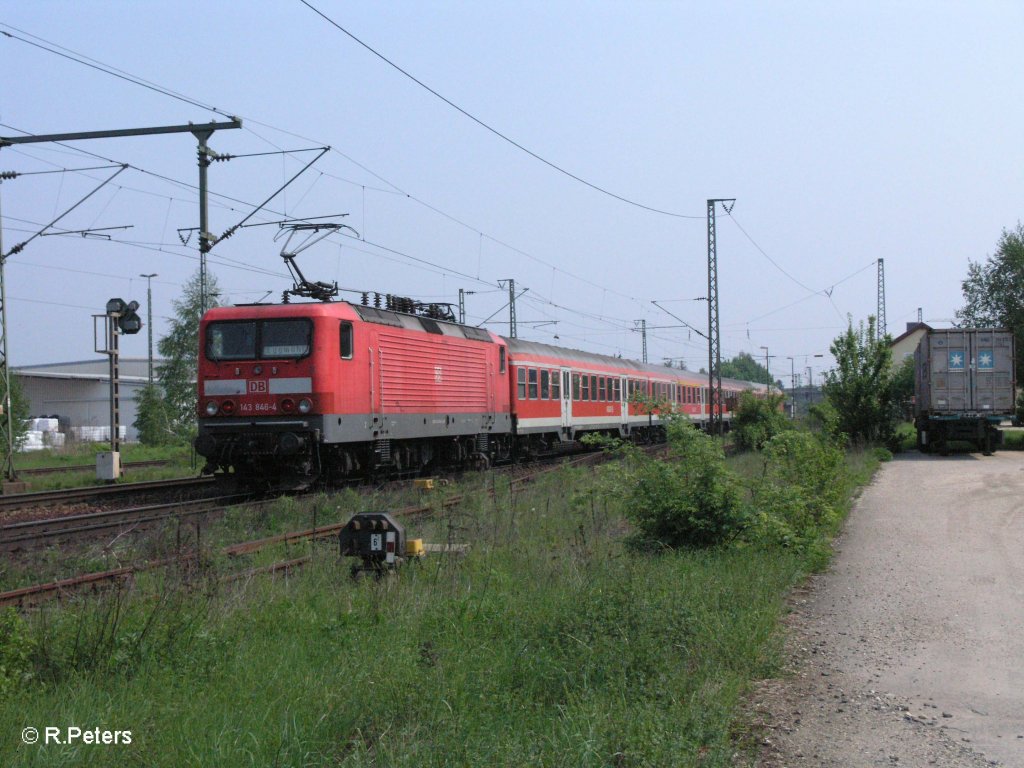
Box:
[13,357,161,444]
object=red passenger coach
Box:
[195,301,512,487]
[506,338,762,452]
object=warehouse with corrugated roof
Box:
[12,357,162,444]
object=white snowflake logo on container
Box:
[948,351,965,370]
[978,350,994,370]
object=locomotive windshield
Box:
[206,319,312,361]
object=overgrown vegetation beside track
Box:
[0,428,882,767]
[6,444,195,493]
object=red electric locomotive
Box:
[194,298,764,487]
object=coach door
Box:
[620,376,628,424]
[560,368,572,429]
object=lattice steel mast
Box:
[707,198,734,435]
[877,257,886,339]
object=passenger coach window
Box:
[573,374,581,401]
[590,376,598,401]
[340,321,353,359]
[528,369,538,399]
[517,368,527,399]
[551,371,561,400]
[581,375,590,401]
[540,370,550,399]
[614,379,621,401]
[599,378,606,401]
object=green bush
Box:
[807,399,847,447]
[748,431,847,551]
[0,608,34,695]
[617,420,747,549]
[732,391,790,451]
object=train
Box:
[193,297,766,487]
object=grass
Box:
[0,445,881,767]
[5,443,196,492]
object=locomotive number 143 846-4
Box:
[238,402,278,414]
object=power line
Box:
[296,1,703,220]
[0,31,679,323]
[726,212,817,293]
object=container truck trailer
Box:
[914,328,1016,455]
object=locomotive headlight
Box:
[298,398,313,414]
[205,401,219,416]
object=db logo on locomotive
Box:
[248,381,268,394]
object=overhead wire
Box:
[295,1,703,220]
[4,21,865,364]
[1,27,681,330]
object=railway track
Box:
[0,493,252,553]
[0,476,216,513]
[0,444,662,608]
[16,459,174,477]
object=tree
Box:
[719,352,782,388]
[821,316,900,446]
[133,383,178,445]
[1,374,31,457]
[732,391,789,451]
[890,356,916,421]
[957,223,1024,384]
[156,270,219,441]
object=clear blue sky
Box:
[2,1,1022,385]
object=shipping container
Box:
[913,328,1015,455]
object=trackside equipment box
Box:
[914,328,1015,455]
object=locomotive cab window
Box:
[340,321,353,359]
[207,321,256,361]
[206,318,313,361]
[261,319,312,358]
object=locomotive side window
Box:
[340,322,353,359]
[517,368,527,399]
[499,346,506,373]
[540,369,550,399]
[528,368,538,399]
[573,373,581,401]
[552,370,561,399]
[262,319,312,358]
[206,321,257,361]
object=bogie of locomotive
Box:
[194,300,763,488]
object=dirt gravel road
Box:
[754,451,1024,767]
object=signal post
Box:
[95,298,142,480]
